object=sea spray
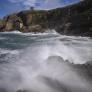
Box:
[0,32,92,92]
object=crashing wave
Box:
[0,29,59,36]
[0,30,21,34]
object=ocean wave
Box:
[0,32,92,92]
[0,30,21,34]
[0,29,59,36]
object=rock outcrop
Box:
[0,0,92,36]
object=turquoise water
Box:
[0,31,92,92]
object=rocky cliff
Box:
[0,0,92,36]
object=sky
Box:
[0,0,80,18]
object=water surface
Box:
[0,31,92,92]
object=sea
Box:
[0,30,92,92]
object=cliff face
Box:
[51,0,92,36]
[0,0,92,36]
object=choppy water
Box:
[0,31,92,92]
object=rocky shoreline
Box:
[0,0,92,37]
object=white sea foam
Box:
[7,39,92,92]
[0,32,92,92]
[0,29,59,36]
[0,37,6,40]
[0,48,20,55]
[0,30,21,34]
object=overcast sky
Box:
[0,0,80,18]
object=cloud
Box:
[8,0,61,9]
[8,0,24,3]
[8,0,80,10]
[8,0,37,9]
[40,0,61,9]
[22,0,37,9]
